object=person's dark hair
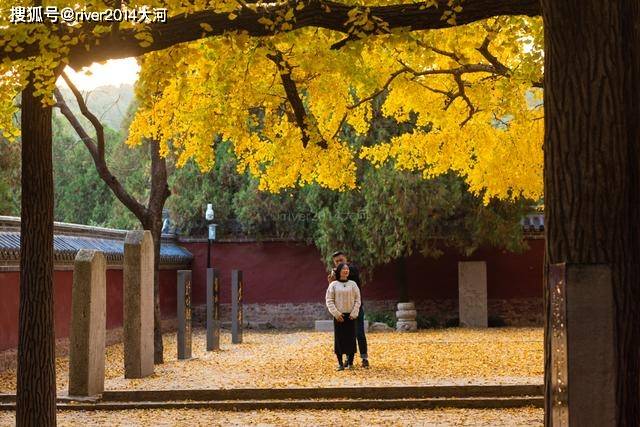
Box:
[335,263,349,282]
[332,251,345,258]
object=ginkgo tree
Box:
[2,0,640,426]
[127,16,543,202]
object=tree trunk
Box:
[145,138,171,364]
[395,256,409,303]
[541,0,640,424]
[16,78,57,425]
[142,213,165,365]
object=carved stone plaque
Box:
[231,270,243,344]
[549,263,568,427]
[548,263,615,427]
[177,270,192,360]
[206,268,220,351]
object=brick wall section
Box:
[192,297,543,329]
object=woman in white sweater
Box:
[326,263,361,370]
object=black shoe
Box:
[336,365,345,371]
[362,359,369,368]
[346,364,355,370]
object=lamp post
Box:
[205,203,217,268]
[204,203,220,351]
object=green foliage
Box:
[444,317,460,328]
[52,114,141,228]
[365,311,396,328]
[0,136,20,216]
[416,315,439,329]
[488,315,508,327]
[167,140,246,236]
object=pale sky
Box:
[60,58,140,90]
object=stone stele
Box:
[458,261,488,328]
[123,230,154,378]
[68,249,106,397]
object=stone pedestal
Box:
[177,270,192,360]
[206,268,221,351]
[68,249,106,397]
[549,263,615,427]
[231,270,243,344]
[458,261,488,327]
[396,301,417,331]
[123,230,154,379]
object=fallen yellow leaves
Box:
[0,328,542,393]
[0,407,544,426]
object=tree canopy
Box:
[1,1,543,205]
[127,17,542,202]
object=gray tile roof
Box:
[0,231,192,266]
[520,213,545,233]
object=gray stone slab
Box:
[458,261,488,328]
[206,268,221,351]
[315,320,333,332]
[550,263,615,427]
[231,270,243,344]
[177,270,192,360]
[315,320,369,332]
[68,249,106,397]
[123,230,154,379]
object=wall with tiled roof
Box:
[0,216,192,270]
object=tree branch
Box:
[0,0,541,70]
[266,49,328,149]
[54,74,148,221]
[476,35,511,76]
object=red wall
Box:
[182,238,544,306]
[0,239,544,351]
[0,269,178,352]
[183,241,329,306]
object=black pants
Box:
[334,313,356,365]
[356,305,368,358]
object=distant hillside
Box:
[55,84,135,132]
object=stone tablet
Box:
[550,263,615,427]
[177,270,192,360]
[68,249,106,397]
[206,268,221,351]
[123,230,154,378]
[231,270,243,344]
[458,261,488,327]
[549,263,568,426]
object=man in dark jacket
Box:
[328,251,369,367]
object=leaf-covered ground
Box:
[0,407,543,426]
[0,328,542,392]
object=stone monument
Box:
[231,269,243,344]
[396,302,418,331]
[206,268,221,351]
[177,270,192,360]
[458,261,488,327]
[123,230,154,378]
[68,249,106,397]
[549,263,615,426]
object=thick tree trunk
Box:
[395,256,409,303]
[16,79,56,425]
[541,0,640,424]
[142,213,165,365]
[145,139,171,364]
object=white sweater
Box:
[325,280,361,320]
